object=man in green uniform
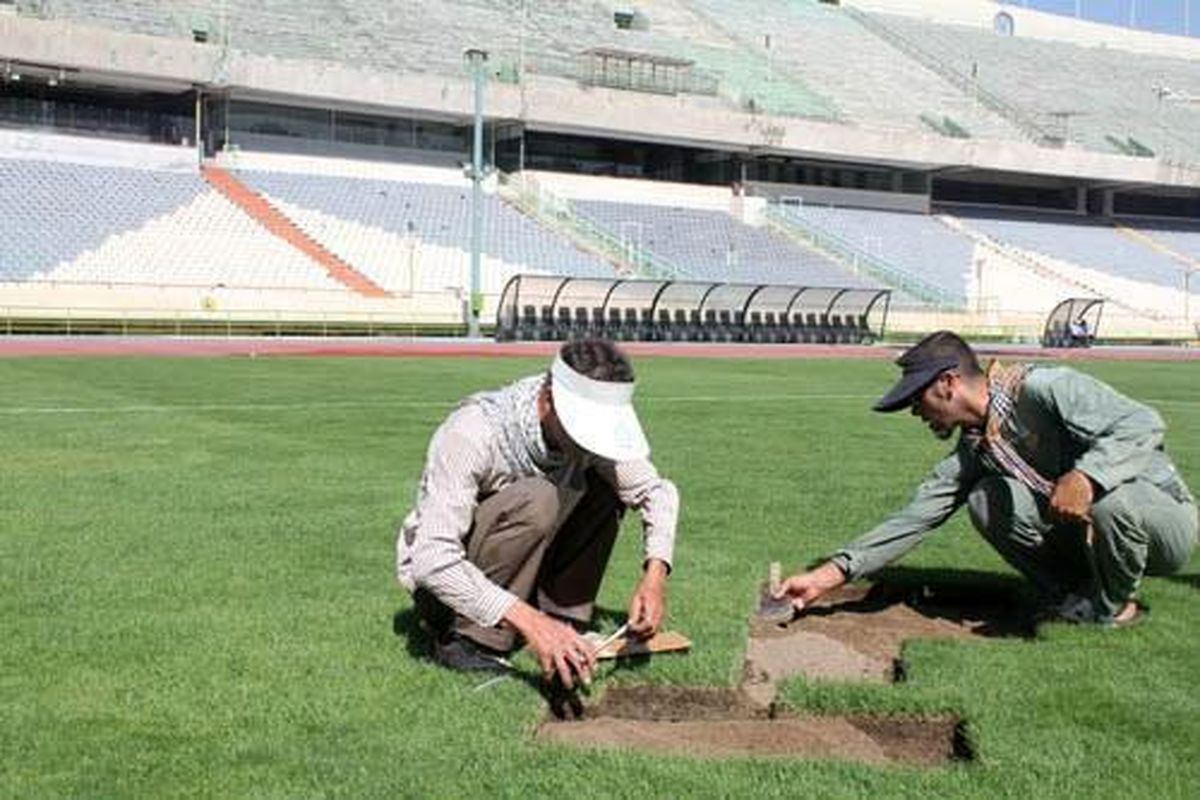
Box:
[777,331,1197,625]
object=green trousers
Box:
[966,475,1198,620]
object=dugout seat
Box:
[519,304,537,341]
[556,307,572,339]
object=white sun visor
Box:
[550,354,650,462]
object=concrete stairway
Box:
[201,164,389,297]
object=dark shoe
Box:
[1035,594,1148,628]
[1034,592,1098,625]
[413,588,454,637]
[545,676,585,720]
[433,634,511,674]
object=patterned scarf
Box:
[466,373,563,477]
[972,361,1055,498]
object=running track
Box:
[0,337,1196,361]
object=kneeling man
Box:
[397,339,678,687]
[779,331,1196,626]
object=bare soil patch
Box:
[537,686,968,765]
[536,580,1027,764]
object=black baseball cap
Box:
[873,331,975,413]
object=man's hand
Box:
[503,601,595,689]
[627,559,669,638]
[774,561,846,613]
[1050,469,1094,525]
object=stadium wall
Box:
[0,14,216,87]
[523,171,732,211]
[214,150,470,187]
[0,280,468,333]
[745,182,931,214]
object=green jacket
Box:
[832,366,1194,580]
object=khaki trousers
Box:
[418,473,623,652]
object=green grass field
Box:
[2,354,1197,798]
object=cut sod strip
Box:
[744,579,1034,699]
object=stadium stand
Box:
[8,0,1004,133]
[630,0,841,119]
[17,1,1197,158]
[51,193,344,290]
[683,0,1022,139]
[865,12,1200,160]
[0,159,619,298]
[0,157,203,282]
[1,3,1197,340]
[667,38,840,119]
[24,1,722,102]
[0,158,345,289]
[0,156,343,290]
[235,167,616,294]
[1127,220,1200,261]
[571,199,870,286]
[5,146,1194,334]
[778,203,975,303]
[951,207,1196,294]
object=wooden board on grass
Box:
[596,630,691,660]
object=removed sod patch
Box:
[537,686,969,765]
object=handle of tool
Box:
[592,623,630,657]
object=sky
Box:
[999,0,1198,37]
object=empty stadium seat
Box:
[0,157,339,289]
[238,168,614,293]
[573,199,869,287]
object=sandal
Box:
[1109,601,1148,629]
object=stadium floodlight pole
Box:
[195,91,203,163]
[518,0,527,82]
[465,48,489,339]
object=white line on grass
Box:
[0,400,452,415]
[0,395,871,414]
[1,395,1196,415]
